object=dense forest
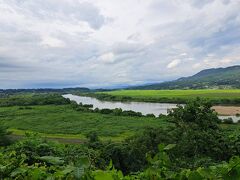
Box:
[1,94,240,179]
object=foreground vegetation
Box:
[1,93,240,179]
[2,133,240,179]
[94,89,240,104]
[1,96,240,179]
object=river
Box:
[63,94,240,122]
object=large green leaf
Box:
[38,156,64,165]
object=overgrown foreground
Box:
[1,96,240,179]
[1,135,240,180]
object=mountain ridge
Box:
[130,65,240,90]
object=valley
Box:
[1,0,240,178]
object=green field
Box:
[0,104,168,141]
[97,89,240,104]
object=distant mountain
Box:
[131,65,240,89]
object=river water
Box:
[63,94,240,122]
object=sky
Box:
[0,0,240,89]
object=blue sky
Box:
[0,0,239,89]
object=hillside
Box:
[132,65,240,89]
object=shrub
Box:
[0,122,11,146]
[158,114,167,118]
[100,108,113,114]
[82,104,93,108]
[112,108,123,116]
[145,113,155,118]
[93,108,100,113]
[121,110,142,117]
[223,118,234,124]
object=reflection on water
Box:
[63,94,239,121]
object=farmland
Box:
[96,89,240,104]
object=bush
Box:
[0,122,11,146]
[121,110,142,117]
[82,104,93,108]
[99,108,113,114]
[112,108,123,116]
[223,118,234,124]
[145,113,155,118]
[93,108,100,113]
[75,106,89,112]
[86,132,102,149]
[158,114,167,118]
[70,101,78,108]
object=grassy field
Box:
[97,89,240,104]
[0,105,168,141]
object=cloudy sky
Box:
[0,0,240,89]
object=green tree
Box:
[168,98,231,169]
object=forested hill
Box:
[0,87,90,95]
[131,65,240,89]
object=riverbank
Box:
[212,106,240,116]
[64,94,240,121]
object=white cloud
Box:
[193,63,201,69]
[180,53,188,56]
[40,36,65,48]
[0,0,239,88]
[220,58,233,64]
[167,59,181,69]
[99,52,115,63]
